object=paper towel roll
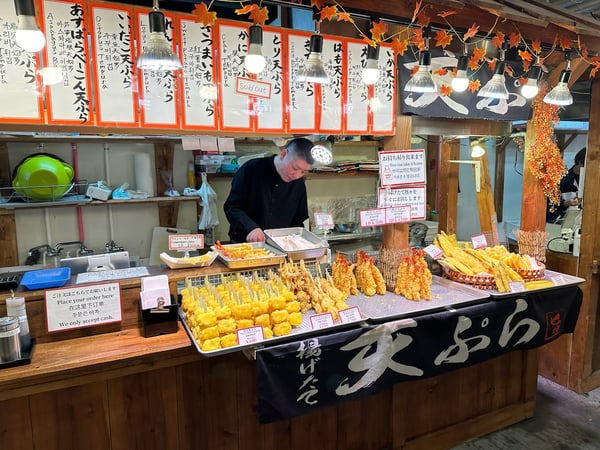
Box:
[134,153,155,197]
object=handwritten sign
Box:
[236,77,271,98]
[89,2,137,127]
[370,44,396,135]
[0,4,43,123]
[236,326,264,345]
[344,40,370,134]
[45,282,122,332]
[169,234,204,250]
[338,306,362,324]
[178,17,216,129]
[319,35,344,133]
[44,0,93,125]
[509,281,526,293]
[255,27,285,132]
[385,205,412,224]
[379,150,426,187]
[359,208,386,227]
[378,186,426,220]
[471,234,488,249]
[423,244,443,260]
[309,312,335,329]
[286,31,317,132]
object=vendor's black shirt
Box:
[546,166,579,223]
[224,156,309,242]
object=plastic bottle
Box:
[187,161,196,189]
[5,296,31,352]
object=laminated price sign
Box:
[385,205,412,224]
[359,208,386,227]
[378,186,426,220]
[169,234,204,250]
[379,150,426,187]
[314,212,334,230]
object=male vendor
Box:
[224,137,314,243]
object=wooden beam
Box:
[547,57,590,87]
[438,141,460,235]
[519,121,546,232]
[382,115,412,250]
[462,0,547,27]
[412,117,512,137]
[494,140,508,223]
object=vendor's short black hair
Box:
[286,137,315,165]
[575,147,586,166]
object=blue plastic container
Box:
[20,267,71,290]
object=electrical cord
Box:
[546,236,570,253]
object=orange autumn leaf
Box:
[412,0,422,22]
[311,0,324,9]
[370,20,387,42]
[591,64,600,78]
[192,2,217,27]
[488,59,497,71]
[249,6,269,25]
[416,11,430,27]
[433,67,448,76]
[434,29,452,48]
[438,10,456,18]
[320,5,337,21]
[235,4,257,15]
[410,66,419,77]
[440,84,452,96]
[463,24,479,41]
[518,76,528,86]
[337,12,353,22]
[471,45,486,62]
[518,49,532,62]
[362,36,377,47]
[559,35,571,50]
[531,39,542,54]
[290,0,302,3]
[505,64,513,77]
[492,32,505,48]
[412,28,424,51]
[468,79,481,93]
[508,31,521,48]
[522,59,531,72]
[581,45,588,59]
[452,67,457,76]
[468,56,480,71]
[391,37,408,56]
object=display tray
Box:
[488,269,586,298]
[344,275,490,322]
[264,227,327,260]
[159,251,218,269]
[212,242,287,269]
[20,267,71,290]
[179,307,368,357]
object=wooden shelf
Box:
[0,195,199,211]
[207,170,379,180]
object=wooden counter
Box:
[0,264,539,450]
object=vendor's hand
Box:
[246,228,266,242]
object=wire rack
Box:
[0,181,90,205]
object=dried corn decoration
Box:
[355,250,386,296]
[278,258,349,321]
[180,273,302,352]
[394,248,432,301]
[331,252,358,297]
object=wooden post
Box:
[426,136,440,210]
[520,121,546,232]
[382,115,412,250]
[473,151,499,245]
[438,141,460,235]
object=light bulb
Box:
[361,45,380,85]
[16,15,45,53]
[471,142,485,158]
[244,25,266,74]
[451,55,469,92]
[297,34,329,84]
[543,70,573,106]
[521,65,542,99]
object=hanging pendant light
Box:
[245,24,266,74]
[362,44,380,85]
[471,139,486,158]
[297,19,329,85]
[544,51,573,106]
[13,0,46,53]
[521,64,542,99]
[137,0,182,71]
[451,46,469,93]
[405,28,436,93]
[478,44,508,99]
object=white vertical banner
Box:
[178,17,216,129]
[285,31,317,133]
[135,7,180,128]
[89,2,137,127]
[255,26,285,132]
[345,40,370,135]
[0,0,44,123]
[43,0,93,125]
[370,43,396,135]
[319,35,343,133]
[216,20,252,131]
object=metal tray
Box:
[212,242,287,269]
[487,269,586,298]
[345,275,490,322]
[179,307,367,357]
[264,227,328,260]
